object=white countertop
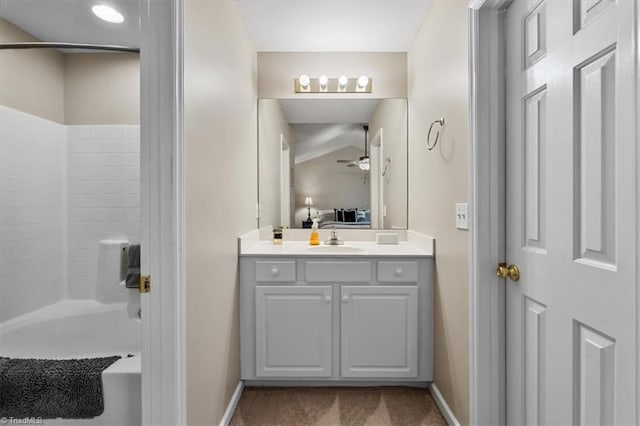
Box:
[240,240,434,257]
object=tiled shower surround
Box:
[67,125,140,300]
[0,105,140,322]
[0,106,67,321]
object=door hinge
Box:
[139,275,151,293]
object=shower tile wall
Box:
[67,125,140,300]
[0,106,67,322]
[0,106,141,322]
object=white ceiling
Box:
[0,0,140,48]
[277,99,376,163]
[236,0,433,52]
[293,123,366,164]
[279,98,381,123]
[1,1,431,52]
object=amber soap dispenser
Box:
[309,218,320,246]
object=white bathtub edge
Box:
[0,300,128,336]
[219,381,244,426]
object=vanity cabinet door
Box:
[340,286,418,378]
[255,286,332,377]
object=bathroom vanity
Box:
[239,239,434,384]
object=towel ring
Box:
[426,117,445,151]
[382,157,391,176]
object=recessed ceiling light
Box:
[92,5,125,24]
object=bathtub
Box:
[0,300,141,426]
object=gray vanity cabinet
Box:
[255,286,332,377]
[340,286,418,378]
[240,255,433,383]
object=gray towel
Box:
[0,356,121,419]
[126,244,140,289]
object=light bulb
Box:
[318,75,328,92]
[92,5,124,23]
[358,162,370,171]
[357,75,369,88]
[338,75,348,92]
[298,74,310,88]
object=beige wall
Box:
[0,18,139,126]
[408,1,469,424]
[64,53,139,125]
[184,1,257,424]
[0,18,64,123]
[258,99,294,228]
[293,146,370,225]
[258,52,407,99]
[369,98,408,229]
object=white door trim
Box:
[370,128,383,229]
[280,133,291,228]
[468,0,509,424]
[140,0,186,425]
[637,3,640,421]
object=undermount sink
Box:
[306,245,365,253]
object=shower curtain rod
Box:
[0,42,139,53]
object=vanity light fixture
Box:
[356,75,370,92]
[318,75,329,92]
[294,75,372,93]
[338,75,348,92]
[92,4,125,23]
[298,74,311,92]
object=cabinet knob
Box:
[270,268,279,276]
[324,296,331,303]
[342,295,349,303]
[394,268,404,276]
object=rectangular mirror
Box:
[258,98,407,230]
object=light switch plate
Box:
[455,203,469,230]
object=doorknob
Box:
[497,262,520,281]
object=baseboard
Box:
[428,383,460,426]
[219,381,244,426]
[244,380,428,388]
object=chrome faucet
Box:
[325,228,344,245]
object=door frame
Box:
[468,1,640,424]
[140,0,186,425]
[280,133,291,228]
[467,1,509,424]
[369,128,384,229]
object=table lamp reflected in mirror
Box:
[303,197,314,228]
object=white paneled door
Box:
[505,0,636,424]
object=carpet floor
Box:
[230,386,447,426]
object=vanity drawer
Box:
[377,261,419,283]
[255,261,296,282]
[305,261,371,283]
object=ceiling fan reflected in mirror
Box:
[337,125,370,171]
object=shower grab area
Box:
[0,10,143,425]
